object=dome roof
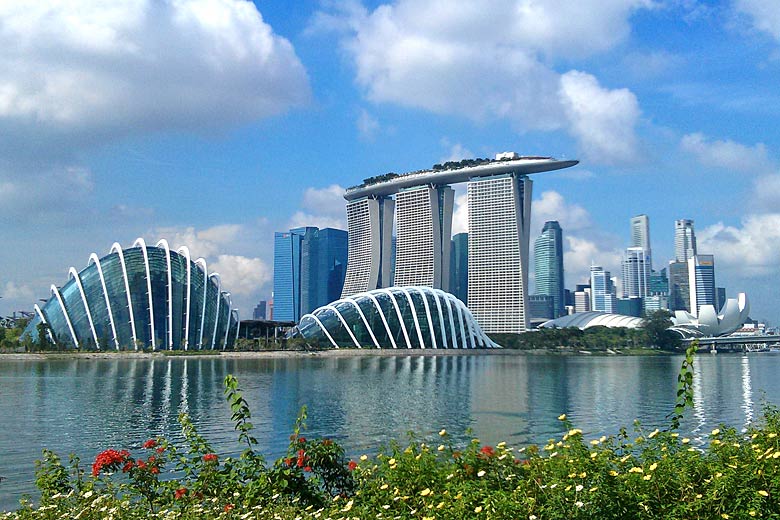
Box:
[539,312,644,330]
[294,286,499,349]
[23,238,239,350]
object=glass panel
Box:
[100,253,134,349]
[146,247,169,349]
[123,248,151,348]
[79,264,113,349]
[60,280,93,348]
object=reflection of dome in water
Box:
[23,238,239,350]
[294,286,499,349]
[669,293,750,338]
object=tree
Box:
[641,310,680,351]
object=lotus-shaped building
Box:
[23,238,239,350]
[293,286,499,348]
[669,293,750,338]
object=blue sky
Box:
[2,0,780,322]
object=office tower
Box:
[590,265,616,313]
[529,294,555,321]
[688,254,715,317]
[534,221,565,317]
[341,197,394,297]
[674,219,697,262]
[274,226,348,322]
[450,232,468,303]
[574,284,591,313]
[645,268,669,312]
[622,246,650,299]
[616,297,642,317]
[253,301,267,320]
[630,214,652,269]
[394,185,454,289]
[468,174,532,333]
[668,261,690,312]
[716,287,726,312]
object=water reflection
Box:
[2,353,780,509]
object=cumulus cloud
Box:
[210,255,271,297]
[288,184,347,229]
[698,214,780,277]
[316,0,647,164]
[680,133,775,173]
[735,0,780,40]
[531,191,592,234]
[564,236,623,286]
[1,281,35,306]
[155,224,244,259]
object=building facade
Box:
[468,174,532,333]
[534,220,565,318]
[450,232,468,304]
[688,254,716,317]
[674,219,697,262]
[341,197,394,297]
[622,246,650,300]
[668,260,690,312]
[590,265,616,313]
[253,301,267,320]
[23,239,239,350]
[630,214,652,269]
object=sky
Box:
[2,0,780,323]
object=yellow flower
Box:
[474,506,483,513]
[696,494,702,499]
[590,439,600,446]
[568,429,582,437]
[671,433,679,438]
[437,445,445,452]
[643,475,651,480]
[711,428,721,436]
[649,463,658,471]
[758,490,769,497]
[750,511,757,517]
[609,470,618,476]
[629,467,643,473]
[439,429,447,436]
[558,414,567,421]
[589,487,598,492]
[388,458,396,465]
[477,470,486,477]
[769,433,777,438]
[380,484,388,490]
[420,488,431,497]
[590,453,598,459]
[721,514,729,519]
[360,454,368,461]
[341,499,354,512]
[579,472,587,478]
[497,442,506,448]
[682,438,690,444]
[648,429,659,439]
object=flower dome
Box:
[293,286,500,349]
[23,238,239,350]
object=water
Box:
[0,352,776,510]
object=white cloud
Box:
[440,142,474,163]
[531,190,592,234]
[451,188,469,235]
[736,0,780,40]
[1,281,35,306]
[155,224,244,259]
[698,214,780,277]
[622,50,685,79]
[680,133,774,173]
[210,255,271,298]
[288,184,347,229]
[288,211,347,230]
[559,71,642,164]
[318,0,647,164]
[564,236,623,286]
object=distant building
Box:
[622,246,650,299]
[668,260,690,312]
[529,294,555,322]
[630,214,652,269]
[590,265,616,313]
[688,254,715,317]
[533,221,565,317]
[674,219,697,262]
[616,297,643,318]
[273,227,348,322]
[574,284,591,313]
[253,300,267,320]
[716,287,726,312]
[450,233,468,303]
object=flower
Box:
[91,449,131,477]
[156,446,165,454]
[348,460,358,471]
[360,454,368,461]
[142,439,157,449]
[480,446,495,457]
[322,439,333,446]
[420,488,431,496]
[711,428,721,436]
[558,414,567,421]
[758,490,769,497]
[224,504,234,512]
[284,457,294,466]
[203,453,218,463]
[299,437,306,443]
[136,460,146,469]
[174,488,187,500]
[150,467,160,475]
[439,429,447,436]
[304,466,312,472]
[474,506,483,513]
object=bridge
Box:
[682,334,780,352]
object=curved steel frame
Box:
[88,253,120,350]
[156,239,174,350]
[133,238,157,350]
[69,267,100,349]
[51,284,79,348]
[177,246,192,350]
[110,243,139,349]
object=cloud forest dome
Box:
[293,286,499,349]
[22,238,239,350]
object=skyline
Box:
[3,1,780,322]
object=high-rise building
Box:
[668,260,690,312]
[274,226,348,322]
[341,197,394,297]
[674,219,697,262]
[253,301,267,320]
[529,294,555,321]
[590,265,616,313]
[468,173,532,333]
[393,185,454,289]
[622,246,650,299]
[534,221,565,317]
[450,233,468,303]
[688,254,715,317]
[574,284,591,313]
[630,214,652,269]
[716,287,726,312]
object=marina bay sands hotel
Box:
[341,152,578,334]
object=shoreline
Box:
[0,347,675,360]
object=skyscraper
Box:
[341,197,394,297]
[253,301,267,320]
[674,219,697,262]
[688,254,715,317]
[621,246,650,299]
[590,265,616,313]
[450,232,468,303]
[468,173,532,333]
[668,261,690,312]
[274,226,348,322]
[534,221,564,317]
[630,214,652,269]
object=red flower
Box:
[91,449,131,477]
[480,446,495,457]
[224,504,234,512]
[174,487,187,500]
[284,457,294,467]
[150,466,160,475]
[136,459,146,469]
[303,466,312,472]
[156,446,165,454]
[297,449,305,457]
[143,439,157,449]
[298,437,306,443]
[348,460,358,471]
[203,453,218,463]
[297,456,305,468]
[122,462,133,473]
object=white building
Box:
[341,197,394,297]
[674,219,697,263]
[630,214,652,269]
[622,246,650,299]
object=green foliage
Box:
[668,339,698,430]
[642,310,681,351]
